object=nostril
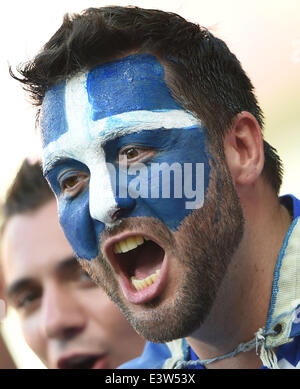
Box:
[111,208,122,221]
[112,197,136,221]
[62,326,83,340]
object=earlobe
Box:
[224,112,264,188]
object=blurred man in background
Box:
[0,160,145,369]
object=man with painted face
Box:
[11,6,300,369]
[0,160,145,369]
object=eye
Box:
[59,172,89,197]
[78,271,96,288]
[119,146,154,164]
[124,147,139,159]
[63,175,80,188]
[16,290,41,315]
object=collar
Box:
[264,215,300,349]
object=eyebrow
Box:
[43,126,172,175]
[42,127,137,175]
[6,278,36,301]
[42,130,134,176]
[43,157,73,176]
[6,256,78,300]
[42,110,200,174]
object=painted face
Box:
[42,54,210,261]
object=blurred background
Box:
[0,0,299,368]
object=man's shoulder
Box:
[117,339,190,369]
[280,194,300,218]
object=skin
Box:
[0,277,16,368]
[41,54,292,368]
[1,200,145,369]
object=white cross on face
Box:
[42,56,201,227]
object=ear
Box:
[224,111,264,189]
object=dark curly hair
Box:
[10,5,283,193]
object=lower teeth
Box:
[131,269,160,291]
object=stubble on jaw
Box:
[78,147,245,343]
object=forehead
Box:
[41,54,200,169]
[1,201,72,283]
[41,54,182,146]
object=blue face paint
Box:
[42,54,211,260]
[87,55,182,120]
[40,81,68,147]
[45,160,104,259]
[103,127,210,229]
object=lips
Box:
[104,233,167,304]
[57,353,108,369]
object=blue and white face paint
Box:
[41,54,211,260]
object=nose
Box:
[89,162,136,225]
[89,161,117,224]
[91,196,136,225]
[40,283,85,341]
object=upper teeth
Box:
[113,235,145,254]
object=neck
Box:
[187,185,292,369]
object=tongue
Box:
[128,241,164,280]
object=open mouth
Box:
[105,234,167,304]
[58,354,108,369]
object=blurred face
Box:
[41,54,244,342]
[1,200,145,369]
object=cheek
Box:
[58,190,104,259]
[21,316,45,359]
[87,289,135,337]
